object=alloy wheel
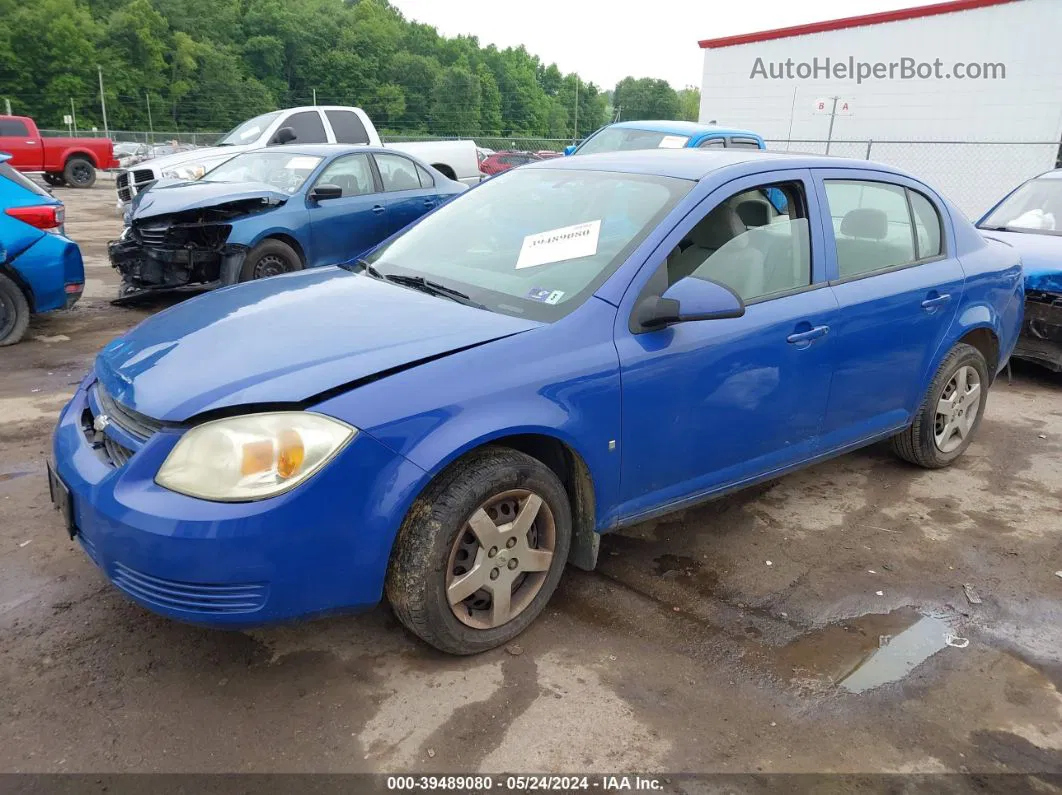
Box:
[934,365,981,453]
[445,489,556,629]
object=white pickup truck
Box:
[115,106,483,203]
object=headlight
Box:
[156,412,356,502]
[162,164,207,180]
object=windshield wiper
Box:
[384,274,487,309]
[349,258,384,279]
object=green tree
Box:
[613,76,680,121]
[677,86,700,122]
[431,65,480,135]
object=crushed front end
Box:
[109,212,248,302]
[1015,288,1062,372]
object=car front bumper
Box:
[51,377,425,628]
[1013,290,1062,372]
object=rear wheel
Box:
[43,173,65,187]
[386,447,572,655]
[238,239,302,282]
[0,274,30,347]
[63,156,96,188]
[891,343,989,468]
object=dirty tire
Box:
[0,273,30,347]
[63,156,96,188]
[386,447,572,655]
[238,239,302,282]
[43,173,65,187]
[891,343,989,469]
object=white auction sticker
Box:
[516,220,601,269]
[657,135,687,149]
[286,156,320,170]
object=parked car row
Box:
[48,145,1027,657]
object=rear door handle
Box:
[787,325,830,344]
[921,293,952,310]
[371,205,385,214]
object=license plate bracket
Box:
[47,462,77,539]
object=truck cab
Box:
[565,120,766,156]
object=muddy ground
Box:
[1,184,1061,780]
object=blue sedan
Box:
[0,153,84,345]
[52,148,1023,654]
[109,145,465,298]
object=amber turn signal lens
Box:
[276,428,305,479]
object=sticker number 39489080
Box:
[516,220,601,269]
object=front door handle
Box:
[921,293,951,310]
[371,205,385,214]
[787,325,830,345]
[424,200,435,208]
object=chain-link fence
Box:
[766,139,1061,219]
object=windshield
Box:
[980,177,1062,236]
[217,111,283,146]
[575,127,690,156]
[203,151,322,193]
[363,167,693,321]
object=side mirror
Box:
[271,126,297,145]
[310,183,343,201]
[634,276,745,332]
[563,145,576,156]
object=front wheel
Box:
[43,173,66,187]
[63,156,96,188]
[386,447,572,655]
[891,343,990,468]
[238,239,302,282]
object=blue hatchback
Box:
[0,153,84,345]
[52,148,1023,654]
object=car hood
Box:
[135,144,251,172]
[980,228,1062,293]
[128,180,290,222]
[94,267,542,422]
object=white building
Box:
[698,0,1062,216]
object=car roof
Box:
[1035,169,1062,180]
[524,147,903,181]
[609,120,762,138]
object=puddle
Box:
[774,608,960,693]
[654,554,701,578]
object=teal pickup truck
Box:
[565,120,766,156]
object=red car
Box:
[0,115,118,188]
[479,150,545,176]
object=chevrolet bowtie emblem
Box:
[93,414,111,433]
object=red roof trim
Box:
[698,0,1018,49]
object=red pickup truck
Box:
[0,116,118,189]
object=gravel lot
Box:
[1,184,1060,778]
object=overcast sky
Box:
[390,0,934,90]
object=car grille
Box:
[116,168,157,203]
[102,435,133,467]
[95,383,164,441]
[111,562,268,614]
[135,224,169,248]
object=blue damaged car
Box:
[108,144,465,300]
[0,153,84,346]
[978,168,1062,372]
[52,148,1023,654]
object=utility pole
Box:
[312,88,317,106]
[97,65,110,139]
[70,98,77,134]
[3,98,11,115]
[825,95,839,155]
[572,79,578,144]
[146,92,154,144]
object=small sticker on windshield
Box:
[657,135,687,149]
[527,287,565,304]
[516,220,601,269]
[285,156,320,170]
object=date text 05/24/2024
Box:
[386,775,665,791]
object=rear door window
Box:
[325,110,370,145]
[697,138,725,149]
[727,137,763,149]
[416,164,435,188]
[374,153,422,192]
[823,180,918,279]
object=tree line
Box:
[0,0,701,138]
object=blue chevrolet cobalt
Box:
[51,149,1023,654]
